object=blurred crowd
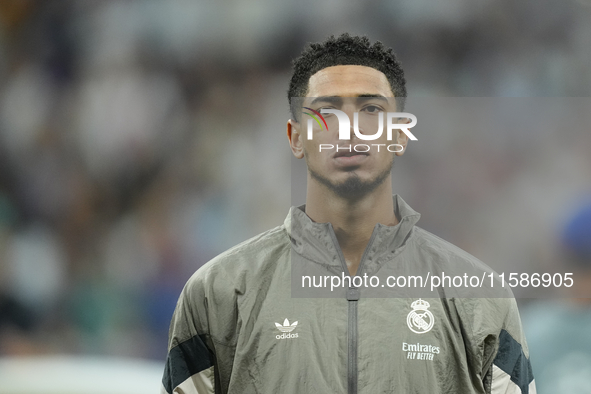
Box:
[0,0,590,376]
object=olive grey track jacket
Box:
[162,195,536,394]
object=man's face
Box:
[288,65,409,198]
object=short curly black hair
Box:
[288,33,407,120]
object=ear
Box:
[394,117,411,156]
[287,119,305,159]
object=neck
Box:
[304,176,398,276]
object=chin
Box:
[312,169,390,199]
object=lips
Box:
[333,148,370,159]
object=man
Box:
[162,34,535,394]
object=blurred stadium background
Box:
[0,0,590,392]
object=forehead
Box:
[306,65,394,98]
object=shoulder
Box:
[411,226,498,276]
[184,223,291,296]
[410,227,518,328]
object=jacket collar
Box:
[284,195,421,274]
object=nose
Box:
[340,104,366,137]
[350,121,364,140]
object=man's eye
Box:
[363,105,382,113]
[318,108,334,115]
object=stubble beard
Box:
[307,156,395,200]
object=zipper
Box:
[327,224,379,394]
[347,291,359,394]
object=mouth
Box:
[332,147,370,167]
[333,148,370,159]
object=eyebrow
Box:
[309,94,389,106]
[357,94,389,103]
[309,96,342,106]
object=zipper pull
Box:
[346,287,360,301]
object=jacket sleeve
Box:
[487,298,536,394]
[161,274,216,394]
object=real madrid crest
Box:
[406,299,435,334]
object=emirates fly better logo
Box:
[303,107,417,153]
